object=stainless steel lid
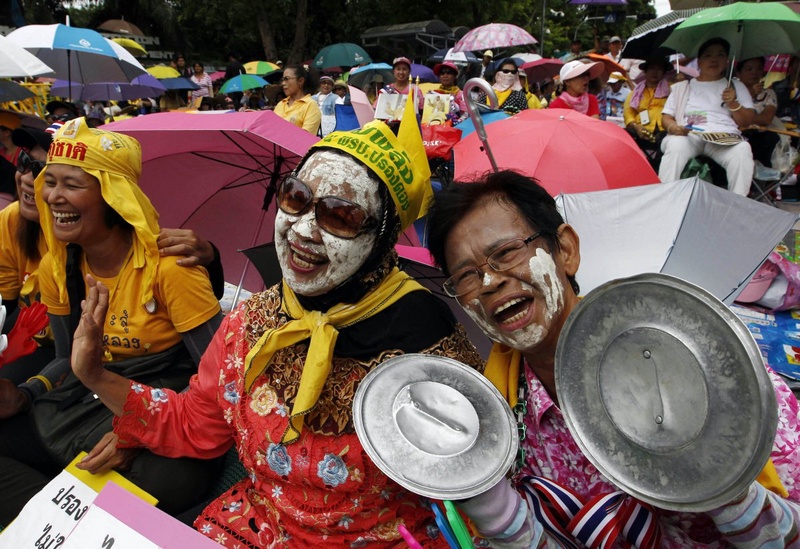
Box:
[353,353,517,500]
[556,273,777,512]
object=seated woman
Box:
[427,170,800,547]
[478,58,529,113]
[549,60,605,118]
[659,38,755,196]
[432,61,468,124]
[624,56,673,170]
[69,121,482,548]
[0,120,224,525]
[737,56,786,168]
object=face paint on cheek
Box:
[461,299,546,350]
[526,249,564,324]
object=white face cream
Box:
[274,151,381,297]
[461,248,564,352]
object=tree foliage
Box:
[24,0,657,64]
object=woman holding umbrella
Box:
[67,120,482,548]
[426,169,800,547]
[549,60,605,118]
[659,38,755,196]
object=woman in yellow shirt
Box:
[274,64,322,135]
[624,57,672,169]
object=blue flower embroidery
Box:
[267,443,292,476]
[150,388,168,403]
[223,381,240,404]
[317,453,347,487]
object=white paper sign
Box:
[0,470,97,548]
[61,506,161,549]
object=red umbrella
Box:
[453,109,659,195]
[585,53,627,82]
[521,58,564,84]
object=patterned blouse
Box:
[114,285,483,548]
[519,363,800,547]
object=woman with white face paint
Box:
[69,120,482,548]
[427,170,800,548]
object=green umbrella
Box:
[220,74,268,94]
[662,2,800,59]
[314,43,371,70]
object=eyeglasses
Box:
[499,69,519,75]
[439,70,457,76]
[277,175,376,239]
[281,76,298,83]
[17,149,46,178]
[443,233,543,297]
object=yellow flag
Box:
[397,80,433,220]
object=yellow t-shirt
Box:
[623,87,668,134]
[38,250,220,361]
[274,95,321,135]
[0,201,46,307]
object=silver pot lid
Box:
[353,354,517,500]
[556,273,777,512]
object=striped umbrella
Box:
[621,9,705,59]
[243,61,280,76]
[220,74,268,94]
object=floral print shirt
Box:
[518,363,800,547]
[114,286,483,549]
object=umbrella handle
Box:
[463,78,500,173]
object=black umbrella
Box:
[621,8,706,60]
[427,47,479,65]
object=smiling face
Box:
[15,145,47,223]
[274,150,381,296]
[443,197,579,355]
[438,67,457,87]
[393,63,410,85]
[41,163,108,246]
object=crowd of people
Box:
[0,20,799,549]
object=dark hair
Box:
[698,37,730,57]
[427,170,579,294]
[103,203,133,231]
[193,62,204,71]
[737,56,765,72]
[284,64,316,95]
[16,217,41,262]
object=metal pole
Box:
[541,0,546,57]
[463,78,500,173]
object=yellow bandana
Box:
[483,343,788,497]
[244,268,427,444]
[313,95,432,231]
[34,118,160,310]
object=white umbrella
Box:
[6,24,145,85]
[0,35,53,78]
[511,53,542,63]
[557,177,798,304]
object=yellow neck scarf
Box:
[483,343,788,497]
[244,268,427,444]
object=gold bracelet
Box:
[27,375,53,392]
[727,102,742,112]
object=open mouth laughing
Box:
[52,211,80,225]
[288,242,327,271]
[492,296,534,326]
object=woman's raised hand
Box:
[71,274,109,388]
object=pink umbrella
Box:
[347,85,375,127]
[105,111,319,292]
[452,23,537,53]
[521,58,564,84]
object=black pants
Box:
[0,411,221,527]
[745,130,781,168]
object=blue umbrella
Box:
[6,24,144,84]
[160,77,200,91]
[220,74,268,94]
[455,109,510,139]
[51,74,166,101]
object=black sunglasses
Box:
[277,175,376,239]
[50,113,75,123]
[499,69,518,75]
[17,149,45,178]
[439,70,457,75]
